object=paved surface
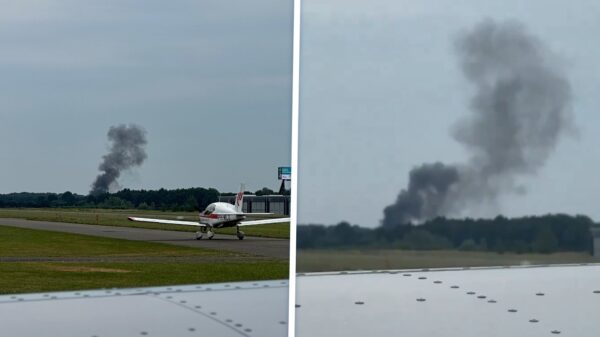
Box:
[0,218,289,260]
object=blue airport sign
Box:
[278,166,291,180]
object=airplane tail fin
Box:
[235,183,245,213]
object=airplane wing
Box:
[0,280,288,337]
[296,263,600,337]
[128,216,205,227]
[238,218,290,226]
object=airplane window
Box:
[204,204,216,215]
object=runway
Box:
[0,218,289,260]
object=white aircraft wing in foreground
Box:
[296,264,600,337]
[0,280,288,337]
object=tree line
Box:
[298,214,597,254]
[0,186,280,212]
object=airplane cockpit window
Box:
[204,204,216,215]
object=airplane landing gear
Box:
[236,226,245,240]
[196,226,214,240]
[207,230,215,240]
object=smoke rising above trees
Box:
[90,124,148,195]
[383,19,574,228]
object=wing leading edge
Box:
[238,218,290,226]
[127,217,204,227]
[127,216,290,227]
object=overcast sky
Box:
[0,0,292,195]
[298,0,600,227]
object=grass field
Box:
[0,208,289,239]
[297,249,598,272]
[0,225,288,294]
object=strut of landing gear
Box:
[236,226,245,240]
[196,226,215,240]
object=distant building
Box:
[592,227,600,258]
[219,195,290,216]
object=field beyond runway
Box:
[0,218,289,259]
[297,249,598,272]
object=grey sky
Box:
[298,0,600,227]
[0,0,292,195]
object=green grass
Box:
[297,249,598,272]
[0,262,288,294]
[0,208,289,239]
[0,225,224,257]
[0,225,288,294]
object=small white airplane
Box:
[128,184,290,240]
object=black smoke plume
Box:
[382,19,573,228]
[90,124,148,195]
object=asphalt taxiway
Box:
[0,218,289,259]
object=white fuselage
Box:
[198,202,246,228]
